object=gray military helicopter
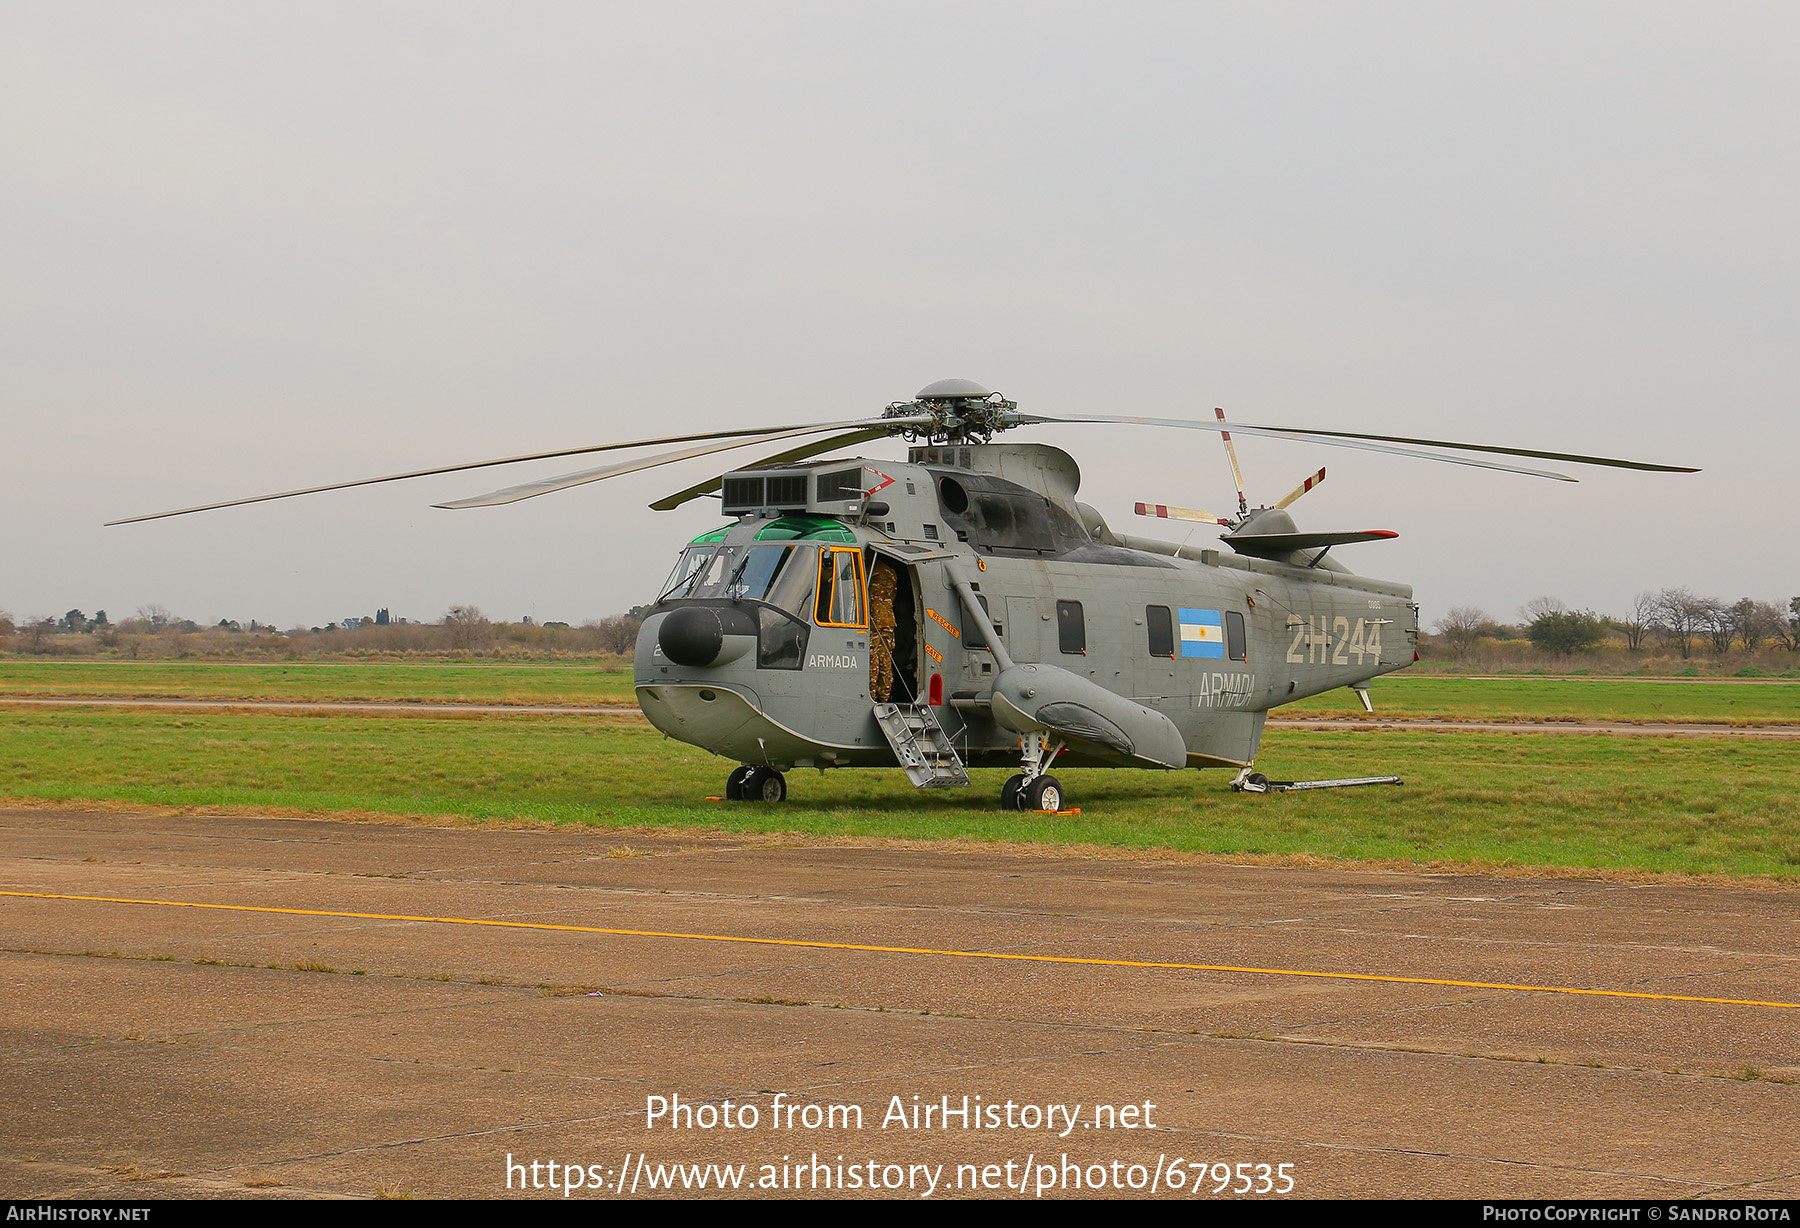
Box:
[112,379,1696,811]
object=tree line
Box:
[0,604,651,659]
[1435,591,1800,659]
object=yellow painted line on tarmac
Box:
[5,890,1797,1011]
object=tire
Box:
[1245,772,1270,792]
[1023,775,1063,813]
[725,765,755,801]
[999,773,1026,811]
[741,767,787,803]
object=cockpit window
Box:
[720,545,795,601]
[660,544,818,605]
[659,545,720,601]
[763,545,817,614]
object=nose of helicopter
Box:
[658,606,725,667]
[641,605,756,672]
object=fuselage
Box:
[634,446,1419,776]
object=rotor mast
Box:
[883,378,1020,444]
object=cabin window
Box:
[814,548,867,628]
[1057,600,1086,654]
[1225,611,1248,662]
[1146,605,1174,657]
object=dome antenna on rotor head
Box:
[885,378,1018,444]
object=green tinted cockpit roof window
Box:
[754,516,855,543]
[688,525,733,545]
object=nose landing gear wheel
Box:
[1022,775,1063,813]
[735,766,787,803]
[1000,774,1027,811]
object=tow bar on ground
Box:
[1232,772,1403,794]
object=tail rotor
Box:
[1134,410,1329,531]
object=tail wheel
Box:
[999,773,1027,811]
[1022,776,1064,813]
[740,767,787,803]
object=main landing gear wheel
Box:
[725,765,756,800]
[1022,775,1063,813]
[1000,774,1026,811]
[732,766,786,803]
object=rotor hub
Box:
[884,378,1018,443]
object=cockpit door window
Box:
[814,548,868,628]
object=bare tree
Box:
[1619,590,1657,652]
[22,616,54,654]
[1729,599,1788,653]
[136,603,175,633]
[1699,597,1733,655]
[442,604,492,650]
[1519,596,1567,624]
[1652,588,1707,660]
[1434,605,1488,659]
[587,613,644,655]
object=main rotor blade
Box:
[1012,413,1580,481]
[1014,413,1698,478]
[648,428,894,511]
[106,416,919,525]
[435,419,930,509]
[1265,426,1699,473]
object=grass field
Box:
[0,660,636,705]
[1285,675,1800,725]
[3,660,1798,724]
[3,706,1796,878]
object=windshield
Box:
[659,544,818,606]
[658,545,723,601]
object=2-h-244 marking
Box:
[1287,616,1384,666]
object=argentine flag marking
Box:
[1178,608,1225,658]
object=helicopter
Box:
[111,379,1697,811]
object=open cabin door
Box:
[868,542,971,709]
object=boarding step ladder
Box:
[873,701,971,788]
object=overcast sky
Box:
[4,2,1795,630]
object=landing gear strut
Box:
[1001,732,1065,812]
[726,765,786,802]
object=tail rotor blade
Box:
[1272,467,1327,510]
[1215,407,1249,518]
[1134,502,1232,525]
